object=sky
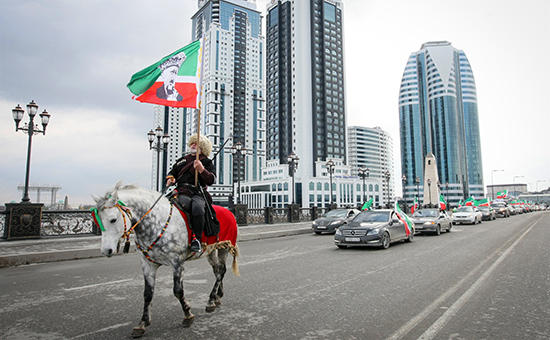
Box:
[1,0,549,206]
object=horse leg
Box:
[205,249,228,312]
[132,261,159,338]
[172,262,194,327]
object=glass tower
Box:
[399,41,484,207]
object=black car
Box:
[479,206,497,220]
[334,209,414,249]
[312,208,360,234]
[491,202,510,217]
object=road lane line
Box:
[63,278,133,291]
[386,215,543,340]
[417,216,542,340]
[72,322,133,339]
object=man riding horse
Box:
[166,134,215,253]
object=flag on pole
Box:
[362,197,374,211]
[395,201,414,236]
[439,193,447,210]
[457,199,463,207]
[411,196,419,214]
[127,39,203,108]
[465,196,475,206]
[496,189,508,199]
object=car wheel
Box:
[405,231,414,242]
[380,232,390,249]
[446,224,452,232]
[435,225,441,236]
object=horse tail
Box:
[230,244,240,277]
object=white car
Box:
[452,206,482,225]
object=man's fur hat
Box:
[188,134,212,157]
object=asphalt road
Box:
[0,212,548,340]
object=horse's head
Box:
[91,182,131,258]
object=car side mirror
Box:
[392,218,400,224]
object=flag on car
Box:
[411,196,419,214]
[496,189,508,199]
[127,39,203,108]
[361,197,374,210]
[457,199,463,207]
[464,196,475,206]
[478,198,490,207]
[395,202,414,236]
[439,193,447,210]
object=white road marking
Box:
[72,322,133,339]
[63,279,133,291]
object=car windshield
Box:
[412,209,438,217]
[479,206,490,211]
[492,203,505,208]
[354,211,390,223]
[324,210,348,218]
[456,206,474,212]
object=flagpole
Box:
[195,36,206,186]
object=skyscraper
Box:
[398,41,484,207]
[266,0,346,178]
[347,126,394,206]
[188,0,266,205]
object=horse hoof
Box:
[182,316,195,328]
[215,299,221,307]
[205,304,216,313]
[132,327,146,338]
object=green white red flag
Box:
[439,193,447,210]
[478,198,490,207]
[395,201,414,236]
[465,196,475,206]
[411,196,419,214]
[127,39,203,108]
[496,189,508,199]
[361,197,374,210]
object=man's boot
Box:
[190,237,201,253]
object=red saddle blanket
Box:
[176,204,238,247]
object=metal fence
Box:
[1,205,333,239]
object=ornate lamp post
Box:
[230,142,249,204]
[147,126,170,191]
[385,170,391,208]
[358,166,370,204]
[445,182,450,210]
[287,153,300,204]
[415,176,421,201]
[427,178,432,207]
[326,159,335,206]
[12,100,51,202]
[401,174,407,212]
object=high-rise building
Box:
[398,41,484,207]
[347,126,394,206]
[266,0,347,178]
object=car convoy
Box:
[311,202,544,250]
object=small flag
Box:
[439,193,447,210]
[127,39,203,108]
[457,199,463,207]
[496,189,508,199]
[478,198,490,207]
[362,197,374,210]
[411,196,419,214]
[395,201,414,236]
[465,196,475,206]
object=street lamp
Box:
[401,174,407,212]
[326,159,335,206]
[491,169,504,199]
[513,175,524,198]
[230,142,249,204]
[445,182,449,210]
[358,166,370,205]
[287,153,300,204]
[147,126,170,191]
[12,101,51,202]
[536,180,546,204]
[415,176,420,201]
[385,171,392,208]
[427,178,432,207]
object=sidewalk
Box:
[0,221,312,268]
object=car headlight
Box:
[312,221,317,226]
[329,220,343,226]
[335,229,342,235]
[424,221,435,225]
[367,228,380,235]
